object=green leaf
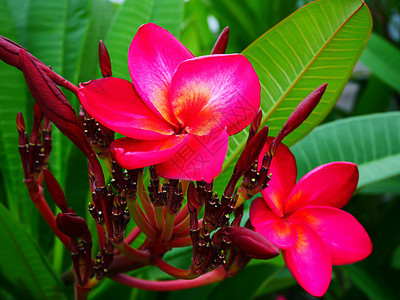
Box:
[216,0,372,193]
[0,203,67,300]
[291,112,400,189]
[211,0,298,53]
[208,263,286,299]
[78,0,116,83]
[359,32,400,94]
[25,0,70,188]
[340,265,397,300]
[106,0,184,80]
[0,0,29,216]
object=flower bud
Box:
[43,168,69,212]
[235,126,269,178]
[56,212,89,239]
[99,40,112,77]
[270,83,327,155]
[211,27,229,55]
[19,49,105,187]
[0,36,46,70]
[223,226,279,260]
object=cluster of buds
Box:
[0,25,328,299]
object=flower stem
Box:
[137,171,157,227]
[113,226,141,255]
[153,257,195,279]
[161,211,175,242]
[25,180,70,249]
[154,206,165,232]
[114,241,151,262]
[126,196,158,240]
[110,267,227,291]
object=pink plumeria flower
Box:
[78,23,260,182]
[250,139,372,296]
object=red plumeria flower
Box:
[78,23,260,182]
[250,139,372,296]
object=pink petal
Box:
[156,130,229,183]
[250,197,298,248]
[288,206,372,265]
[78,77,174,139]
[282,224,332,297]
[260,138,297,217]
[111,135,189,169]
[285,162,359,214]
[128,23,194,126]
[169,54,260,136]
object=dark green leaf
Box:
[0,203,67,300]
[360,32,400,94]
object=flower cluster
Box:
[0,22,371,299]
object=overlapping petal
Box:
[156,130,229,183]
[285,162,359,214]
[128,23,194,126]
[250,197,298,248]
[78,77,174,139]
[289,206,372,265]
[282,224,332,297]
[170,55,260,136]
[111,135,189,169]
[259,138,297,216]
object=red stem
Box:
[153,257,194,279]
[113,226,141,255]
[25,180,70,249]
[110,267,227,291]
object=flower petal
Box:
[285,162,359,214]
[128,23,194,126]
[282,224,332,297]
[260,138,297,217]
[170,54,260,136]
[288,206,372,265]
[156,130,229,183]
[111,135,189,169]
[78,77,174,139]
[250,197,297,248]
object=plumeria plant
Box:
[0,0,386,299]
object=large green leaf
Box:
[78,0,116,83]
[359,32,400,94]
[215,0,372,192]
[106,0,184,80]
[0,0,29,216]
[0,203,67,300]
[291,112,400,189]
[25,0,71,188]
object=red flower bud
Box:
[16,111,26,134]
[224,226,279,260]
[19,49,105,187]
[270,83,327,155]
[99,40,112,77]
[0,36,46,70]
[211,27,229,55]
[248,109,262,141]
[235,126,269,177]
[56,212,89,239]
[43,169,69,213]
